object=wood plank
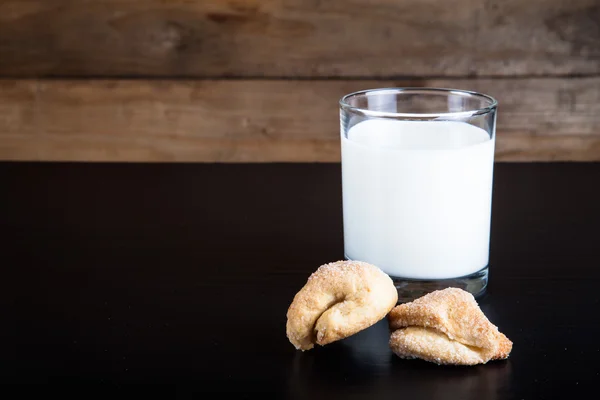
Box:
[0,0,598,77]
[0,78,599,162]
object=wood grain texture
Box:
[0,78,599,162]
[0,0,598,78]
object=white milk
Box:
[341,119,495,280]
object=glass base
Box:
[390,267,488,303]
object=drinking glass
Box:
[340,88,497,302]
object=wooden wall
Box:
[0,0,599,162]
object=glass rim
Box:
[339,87,498,119]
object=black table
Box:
[2,162,599,397]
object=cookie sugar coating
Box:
[286,260,398,351]
[388,288,512,365]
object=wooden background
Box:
[0,0,599,162]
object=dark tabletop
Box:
[1,162,599,397]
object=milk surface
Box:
[341,119,495,279]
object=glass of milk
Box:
[340,88,497,302]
